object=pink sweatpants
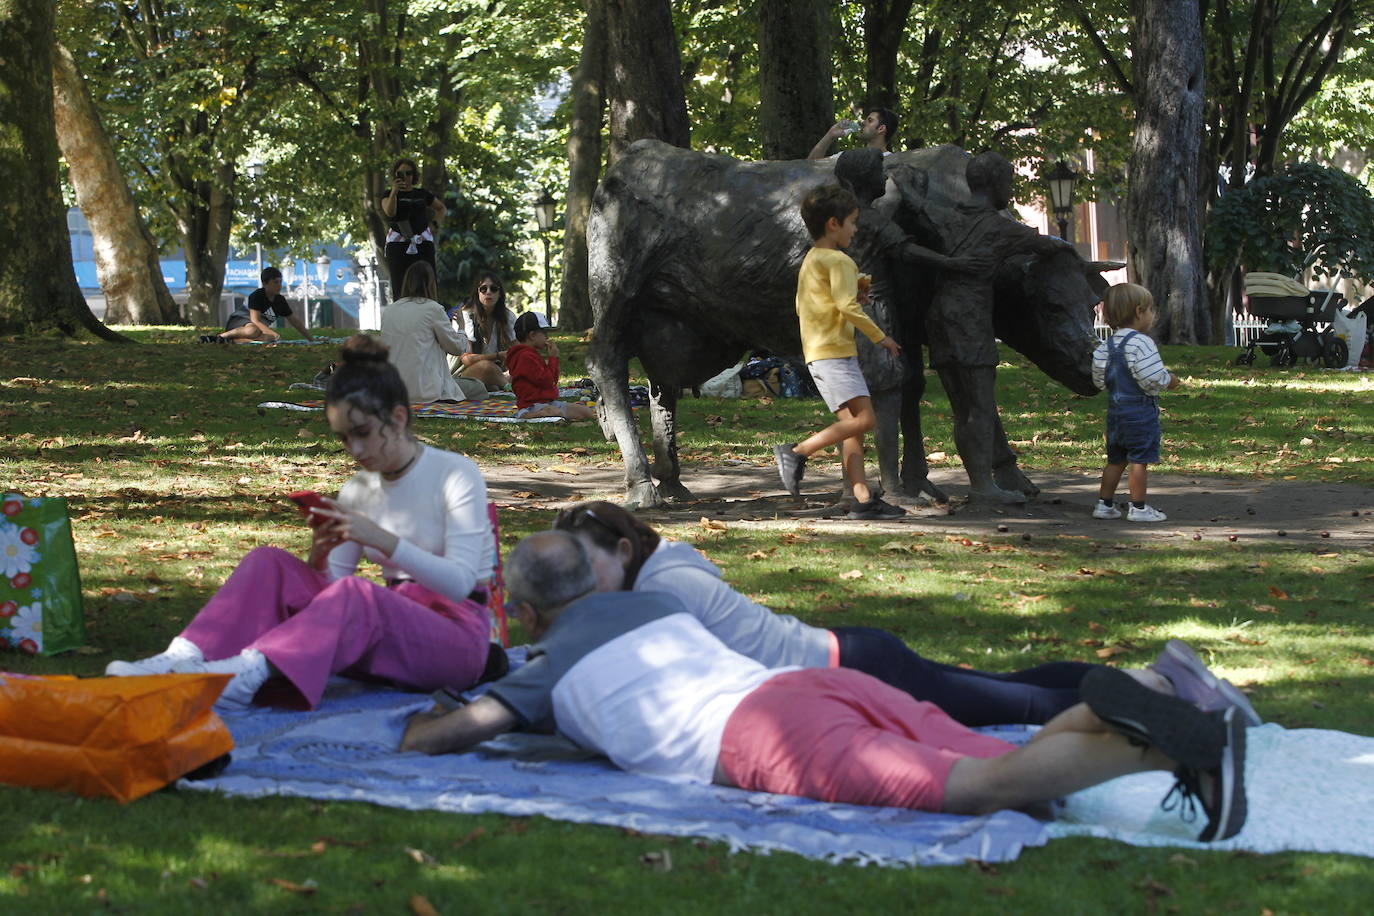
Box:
[718,668,1016,812]
[180,546,490,709]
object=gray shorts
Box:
[808,357,870,413]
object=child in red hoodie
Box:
[507,312,597,421]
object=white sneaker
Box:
[169,645,270,708]
[195,649,271,708]
[105,636,204,676]
[1092,501,1122,519]
[1128,504,1168,523]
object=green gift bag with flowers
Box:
[1,494,85,656]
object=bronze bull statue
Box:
[587,139,1106,510]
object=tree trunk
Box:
[0,2,122,340]
[862,0,917,113]
[1126,0,1208,345]
[604,0,691,165]
[559,0,607,331]
[51,43,179,326]
[757,0,834,160]
[168,155,235,327]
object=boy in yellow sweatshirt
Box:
[774,185,905,520]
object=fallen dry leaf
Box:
[1095,646,1129,659]
[404,847,437,866]
[699,517,728,531]
[268,877,317,895]
[410,894,442,916]
[839,569,864,580]
[452,827,487,849]
[1267,585,1289,599]
[546,464,580,475]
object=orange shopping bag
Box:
[0,672,234,803]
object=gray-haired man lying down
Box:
[402,531,1247,841]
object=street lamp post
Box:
[1047,160,1079,243]
[247,160,265,274]
[313,250,332,328]
[532,186,557,320]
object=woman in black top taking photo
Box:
[380,157,447,296]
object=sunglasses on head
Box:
[478,284,501,293]
[554,505,610,534]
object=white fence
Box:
[1091,312,1270,346]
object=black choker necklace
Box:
[383,446,421,479]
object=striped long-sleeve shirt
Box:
[1091,329,1172,396]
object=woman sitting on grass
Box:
[452,270,516,392]
[553,501,1260,728]
[106,335,504,709]
[381,262,486,402]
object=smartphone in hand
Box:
[287,490,328,526]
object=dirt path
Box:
[482,461,1374,547]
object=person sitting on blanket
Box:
[553,501,1262,729]
[203,266,314,344]
[506,311,596,421]
[381,261,487,403]
[401,531,1249,842]
[452,271,516,391]
[106,334,507,709]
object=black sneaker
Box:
[1164,706,1248,841]
[199,335,219,344]
[773,444,806,496]
[847,497,906,520]
[1079,667,1224,769]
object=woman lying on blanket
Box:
[107,335,505,709]
[553,502,1261,728]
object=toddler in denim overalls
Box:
[1090,284,1182,522]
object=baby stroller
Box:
[1235,265,1348,368]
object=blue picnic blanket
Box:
[182,662,1374,865]
[182,672,1049,867]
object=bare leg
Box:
[1128,463,1149,503]
[219,324,276,342]
[942,701,1171,815]
[1099,461,1127,500]
[797,397,878,504]
[460,361,507,390]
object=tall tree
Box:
[757,0,833,159]
[52,43,179,326]
[559,0,607,330]
[604,0,691,163]
[859,0,917,112]
[1127,0,1207,344]
[0,0,120,340]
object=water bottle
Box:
[840,119,861,135]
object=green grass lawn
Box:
[2,328,1373,913]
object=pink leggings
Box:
[180,546,490,709]
[718,668,1015,811]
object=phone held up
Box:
[287,490,327,527]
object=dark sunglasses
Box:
[478,284,501,293]
[395,169,415,179]
[553,504,611,534]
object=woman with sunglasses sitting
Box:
[553,501,1259,729]
[381,157,446,292]
[106,335,504,709]
[452,271,516,392]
